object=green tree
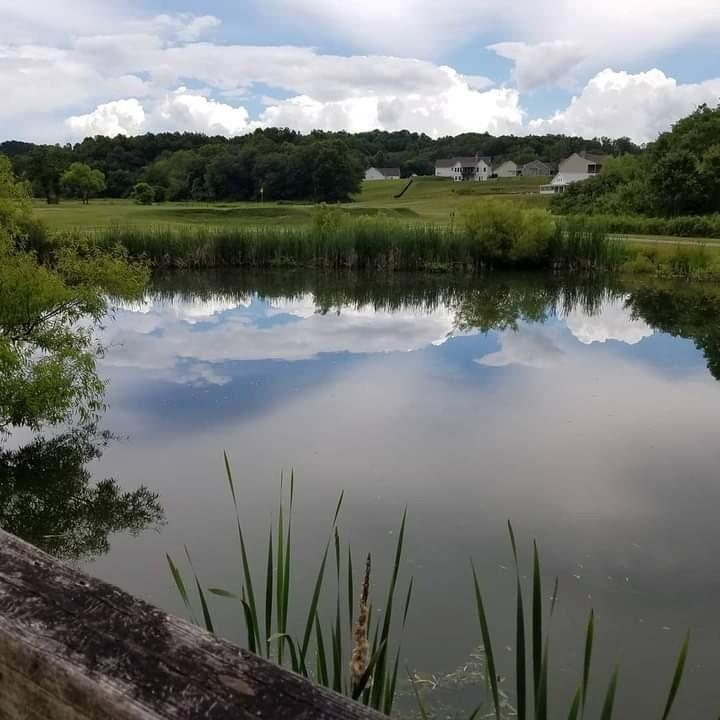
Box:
[0,154,148,433]
[60,162,106,204]
[131,182,155,205]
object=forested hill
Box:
[1,128,638,203]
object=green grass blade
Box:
[371,507,407,709]
[402,577,414,627]
[599,666,619,720]
[184,547,214,634]
[661,631,690,720]
[507,521,526,720]
[276,475,286,664]
[299,492,344,662]
[581,609,595,719]
[283,471,294,642]
[532,541,543,706]
[550,576,559,617]
[471,562,500,720]
[265,528,273,657]
[166,553,197,625]
[384,648,401,715]
[567,686,582,720]
[515,578,527,720]
[208,587,238,598]
[240,592,258,654]
[269,633,301,673]
[331,624,342,693]
[536,642,549,720]
[224,451,261,648]
[314,613,329,687]
[408,670,431,720]
[348,545,354,636]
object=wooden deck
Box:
[0,529,386,719]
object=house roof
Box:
[368,167,401,176]
[493,160,517,169]
[577,152,610,163]
[435,156,491,167]
[522,160,551,168]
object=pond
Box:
[5,270,720,717]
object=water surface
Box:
[8,271,720,716]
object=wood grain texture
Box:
[0,530,385,719]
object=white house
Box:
[541,152,609,193]
[521,160,552,177]
[365,167,401,181]
[434,155,492,182]
[493,160,519,178]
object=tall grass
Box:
[59,204,624,273]
[411,522,691,720]
[167,453,412,716]
[169,459,697,719]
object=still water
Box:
[6,271,720,716]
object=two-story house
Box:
[541,152,609,193]
[434,155,492,182]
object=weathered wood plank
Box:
[0,530,386,719]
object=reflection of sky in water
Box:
[90,284,720,718]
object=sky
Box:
[2,0,720,144]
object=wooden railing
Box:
[0,529,385,719]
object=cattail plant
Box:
[351,554,371,693]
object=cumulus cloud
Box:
[488,41,585,90]
[565,297,653,345]
[2,3,720,143]
[155,91,251,135]
[529,68,720,143]
[66,98,147,138]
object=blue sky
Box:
[2,0,720,143]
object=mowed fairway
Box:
[34,176,551,231]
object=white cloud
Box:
[261,0,720,71]
[476,327,563,368]
[488,41,585,90]
[565,297,654,345]
[529,69,720,143]
[150,14,221,42]
[154,91,251,135]
[66,99,147,138]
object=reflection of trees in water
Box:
[150,270,720,381]
[0,426,164,560]
[625,283,720,380]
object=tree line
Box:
[552,104,720,217]
[1,127,637,204]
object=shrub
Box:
[131,182,155,205]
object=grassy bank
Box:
[59,204,627,273]
[33,177,551,230]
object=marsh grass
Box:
[167,453,413,716]
[169,458,696,719]
[61,204,625,273]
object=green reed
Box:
[60,205,624,273]
[167,452,412,716]
[414,521,690,720]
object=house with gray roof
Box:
[435,154,492,182]
[365,167,402,181]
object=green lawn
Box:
[34,176,552,230]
